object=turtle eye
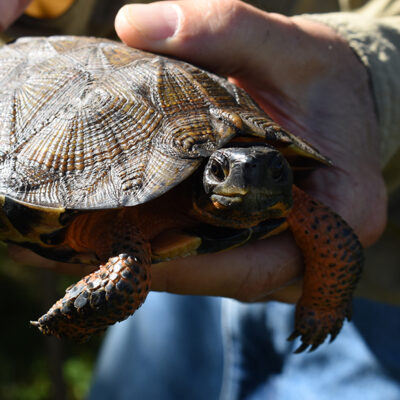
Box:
[270,154,286,182]
[209,159,227,182]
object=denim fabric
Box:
[89,295,400,400]
[220,299,400,400]
[89,293,223,400]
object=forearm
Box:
[306,12,400,190]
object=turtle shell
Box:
[0,36,326,210]
[0,37,363,352]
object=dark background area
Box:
[0,246,101,400]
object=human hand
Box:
[114,0,387,303]
[0,0,31,31]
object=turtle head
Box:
[192,145,293,228]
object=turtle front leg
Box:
[286,185,363,352]
[31,228,151,342]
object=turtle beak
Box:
[203,146,293,217]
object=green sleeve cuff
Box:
[306,13,400,188]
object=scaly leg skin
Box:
[31,226,151,342]
[286,185,363,353]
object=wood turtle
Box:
[0,36,363,352]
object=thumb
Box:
[114,0,336,82]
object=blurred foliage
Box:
[0,245,101,400]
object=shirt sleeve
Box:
[306,12,400,190]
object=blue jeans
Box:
[89,294,400,400]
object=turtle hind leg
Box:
[31,229,151,342]
[286,185,363,353]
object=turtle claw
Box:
[329,322,343,343]
[287,329,301,342]
[293,341,310,354]
[32,253,150,341]
[289,330,326,353]
[287,301,350,353]
[290,338,320,354]
[287,330,309,353]
[308,342,321,352]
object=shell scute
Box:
[0,36,322,210]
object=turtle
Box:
[0,36,363,352]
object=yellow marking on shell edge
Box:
[284,144,331,166]
[0,196,67,244]
[0,197,24,242]
[151,231,202,262]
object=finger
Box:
[114,0,338,81]
[0,0,32,31]
[261,280,303,303]
[151,232,303,303]
[7,244,92,276]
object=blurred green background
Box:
[0,245,101,400]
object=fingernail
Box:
[119,3,181,41]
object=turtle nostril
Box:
[209,159,228,182]
[270,154,285,182]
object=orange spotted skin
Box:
[30,184,199,341]
[286,186,363,352]
[32,212,152,342]
[33,253,150,342]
